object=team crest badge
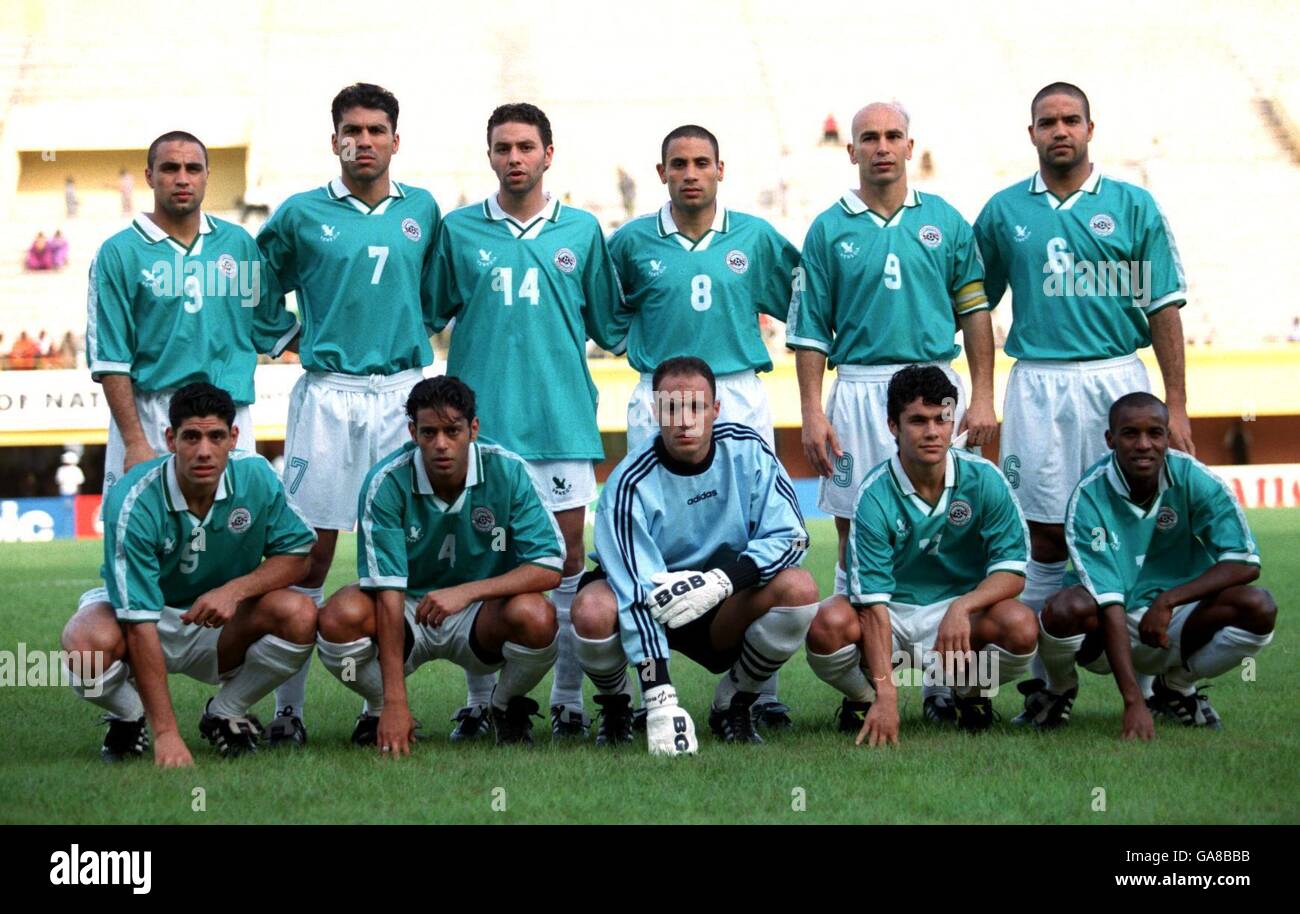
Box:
[1089,213,1116,237]
[1156,506,1178,531]
[401,218,422,242]
[553,248,577,273]
[320,224,338,242]
[228,507,252,534]
[216,253,238,277]
[947,499,973,527]
[918,225,943,248]
[725,250,749,274]
[472,507,496,533]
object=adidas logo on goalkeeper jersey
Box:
[687,489,718,506]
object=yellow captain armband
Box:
[953,280,989,314]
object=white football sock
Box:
[547,573,585,711]
[69,658,144,720]
[1038,620,1085,695]
[714,603,816,709]
[834,563,848,596]
[317,634,386,715]
[806,644,875,702]
[956,643,1036,697]
[209,634,312,719]
[463,671,497,709]
[1165,626,1274,693]
[494,638,558,710]
[273,584,322,722]
[1022,559,1067,613]
[574,631,631,696]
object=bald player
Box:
[786,101,996,725]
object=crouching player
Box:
[315,377,563,752]
[571,356,817,753]
[806,366,1038,743]
[1024,392,1275,739]
[61,383,317,765]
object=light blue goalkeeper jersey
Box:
[973,170,1187,360]
[256,176,441,375]
[594,422,809,665]
[429,195,626,460]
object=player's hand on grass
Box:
[648,569,732,628]
[934,603,974,674]
[415,586,474,628]
[123,440,158,473]
[958,396,998,449]
[857,697,899,747]
[1122,701,1155,741]
[154,730,194,768]
[800,410,842,478]
[1167,407,1196,457]
[1138,598,1173,649]
[181,587,240,629]
[378,704,415,757]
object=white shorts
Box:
[283,369,423,531]
[886,597,955,661]
[78,587,224,684]
[104,390,255,492]
[1000,354,1150,523]
[1080,602,1197,677]
[626,369,775,453]
[402,594,502,677]
[524,458,597,513]
[818,361,966,518]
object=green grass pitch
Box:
[1,511,1296,824]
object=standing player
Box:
[806,366,1038,741]
[787,102,997,723]
[972,83,1192,715]
[429,103,626,739]
[256,83,483,744]
[60,384,317,765]
[1029,393,1274,739]
[604,124,801,726]
[88,131,298,491]
[570,357,817,752]
[315,377,563,750]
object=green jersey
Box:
[1066,451,1259,610]
[973,171,1187,360]
[430,196,625,460]
[256,177,441,375]
[356,439,564,597]
[849,448,1029,606]
[785,189,988,368]
[101,452,316,622]
[606,204,800,375]
[88,213,298,404]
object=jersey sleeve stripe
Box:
[612,449,668,660]
[1063,464,1112,605]
[112,463,168,619]
[361,575,407,589]
[785,334,830,353]
[987,559,1027,575]
[359,451,414,588]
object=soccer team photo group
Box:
[65,78,1278,768]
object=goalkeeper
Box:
[572,356,817,754]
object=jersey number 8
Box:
[690,274,712,312]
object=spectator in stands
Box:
[55,330,78,368]
[1288,316,1300,343]
[118,167,134,215]
[822,113,840,144]
[25,232,53,271]
[65,177,79,219]
[919,149,934,178]
[618,167,636,221]
[49,230,69,269]
[0,333,5,370]
[8,331,41,369]
[56,451,85,496]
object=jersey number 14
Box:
[493,267,541,306]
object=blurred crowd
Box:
[0,329,81,370]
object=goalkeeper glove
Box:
[643,684,698,756]
[648,569,733,629]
